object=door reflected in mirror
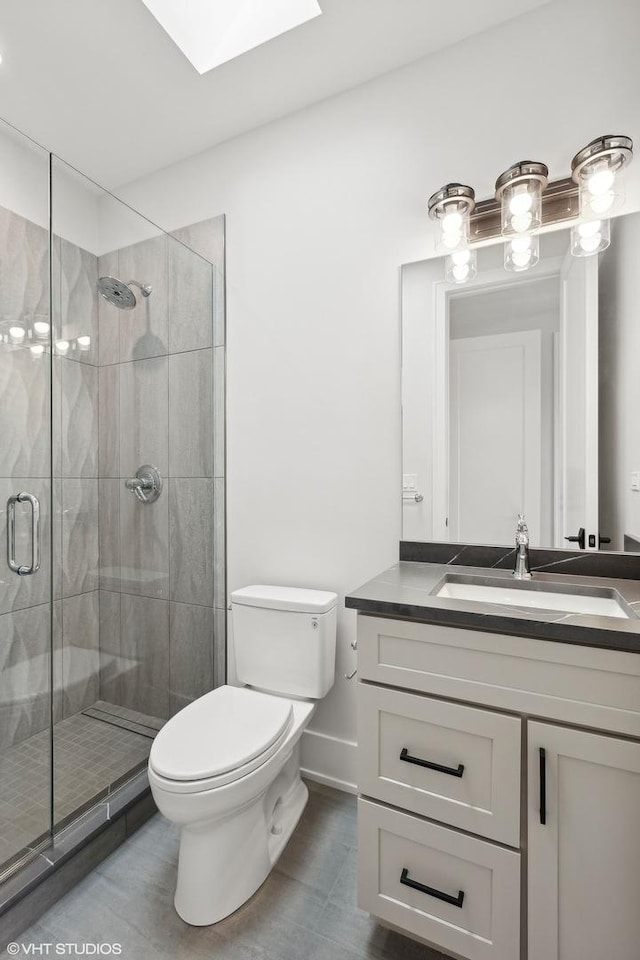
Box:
[402,212,640,553]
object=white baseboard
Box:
[300,728,357,795]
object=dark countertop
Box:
[345,562,640,654]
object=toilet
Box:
[148,584,337,926]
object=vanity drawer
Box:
[357,614,640,737]
[358,798,520,960]
[358,684,521,845]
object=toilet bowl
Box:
[148,585,337,925]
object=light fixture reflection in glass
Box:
[571,218,610,257]
[504,234,539,272]
[55,340,70,355]
[445,248,477,285]
[77,336,91,351]
[33,318,50,340]
[30,344,45,359]
[9,325,26,344]
[495,161,548,237]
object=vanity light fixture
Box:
[571,135,632,219]
[427,134,633,280]
[495,161,548,236]
[427,183,476,253]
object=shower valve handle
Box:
[125,465,163,504]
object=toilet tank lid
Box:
[231,584,337,613]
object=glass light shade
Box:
[32,317,50,340]
[55,339,70,355]
[428,184,475,255]
[504,234,539,272]
[438,202,470,253]
[445,248,477,284]
[77,335,91,351]
[501,179,543,236]
[571,217,610,257]
[577,157,623,218]
[9,325,26,344]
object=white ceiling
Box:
[0,0,551,189]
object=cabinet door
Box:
[528,722,640,960]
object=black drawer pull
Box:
[400,747,464,778]
[539,747,547,825]
[400,868,465,908]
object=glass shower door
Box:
[0,122,53,879]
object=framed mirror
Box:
[401,211,640,553]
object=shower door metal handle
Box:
[7,492,41,575]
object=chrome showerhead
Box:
[97,276,152,310]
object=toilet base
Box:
[174,748,308,926]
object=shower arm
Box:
[127,279,152,298]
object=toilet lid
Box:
[149,685,293,782]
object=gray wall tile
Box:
[98,365,120,478]
[168,349,213,477]
[61,591,99,718]
[98,590,121,704]
[0,603,52,747]
[61,480,99,597]
[0,344,51,478]
[97,251,119,366]
[60,358,98,478]
[119,356,168,478]
[119,487,169,600]
[168,237,213,353]
[59,239,98,366]
[169,478,213,606]
[213,607,226,688]
[214,477,225,608]
[169,601,214,706]
[118,235,168,362]
[120,594,169,719]
[98,479,120,593]
[214,346,225,477]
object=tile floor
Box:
[15,781,446,960]
[0,703,158,874]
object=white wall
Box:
[116,0,640,789]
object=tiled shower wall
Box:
[0,205,225,746]
[96,217,226,720]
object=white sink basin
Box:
[435,580,631,619]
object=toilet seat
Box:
[149,686,293,790]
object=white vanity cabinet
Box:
[355,613,640,960]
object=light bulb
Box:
[509,187,533,216]
[9,325,26,344]
[587,168,615,196]
[579,235,602,254]
[452,263,470,282]
[56,340,70,355]
[510,212,533,233]
[442,210,463,234]
[30,344,45,358]
[512,249,533,268]
[442,231,464,250]
[77,336,91,351]
[578,220,602,238]
[33,319,50,339]
[451,249,471,266]
[511,236,532,253]
[589,192,615,215]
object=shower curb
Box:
[0,771,156,948]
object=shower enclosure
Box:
[0,120,226,885]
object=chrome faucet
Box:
[513,514,532,580]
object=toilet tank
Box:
[231,585,337,699]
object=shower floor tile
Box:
[0,703,160,878]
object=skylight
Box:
[141,0,323,74]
